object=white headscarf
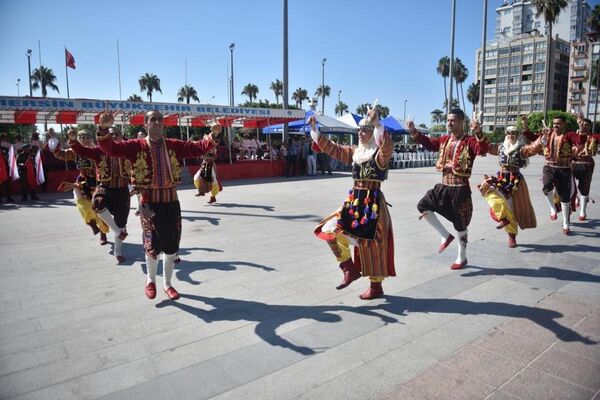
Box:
[352,118,378,164]
[502,126,524,154]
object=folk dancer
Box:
[193,135,222,203]
[408,109,489,270]
[572,117,599,221]
[311,109,395,300]
[49,130,109,244]
[478,125,538,248]
[65,127,132,263]
[96,111,222,301]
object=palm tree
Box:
[270,79,283,104]
[443,98,460,110]
[437,56,450,113]
[127,94,143,102]
[430,109,445,125]
[375,105,390,118]
[589,5,600,40]
[453,58,468,112]
[241,83,259,102]
[31,66,59,97]
[177,85,199,104]
[355,103,369,117]
[315,84,331,111]
[531,0,568,121]
[291,87,309,108]
[138,73,162,102]
[335,101,348,116]
[466,82,480,116]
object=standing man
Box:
[307,137,317,176]
[572,117,599,221]
[525,116,578,234]
[96,111,221,300]
[0,133,15,203]
[311,109,395,300]
[66,127,132,263]
[194,133,222,204]
[408,109,489,270]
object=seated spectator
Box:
[242,134,260,160]
[231,137,242,160]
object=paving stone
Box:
[531,347,600,392]
[501,367,594,400]
[473,328,549,364]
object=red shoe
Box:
[336,259,361,290]
[496,218,510,229]
[208,196,216,204]
[164,286,180,300]
[359,281,384,300]
[116,255,126,263]
[100,232,108,245]
[174,256,181,264]
[578,215,586,221]
[550,213,558,221]
[145,282,156,299]
[563,228,570,235]
[508,233,517,248]
[438,234,455,253]
[451,259,468,270]
[118,230,128,241]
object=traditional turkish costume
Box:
[313,123,395,300]
[572,132,600,221]
[193,147,222,203]
[412,130,489,270]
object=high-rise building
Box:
[475,33,571,132]
[495,0,590,42]
[569,40,600,121]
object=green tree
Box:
[466,82,480,115]
[138,73,162,102]
[531,0,568,121]
[270,79,283,104]
[430,109,445,125]
[292,87,309,108]
[31,66,59,97]
[335,101,348,116]
[315,84,331,111]
[241,83,259,102]
[453,58,468,112]
[589,5,600,40]
[177,85,199,104]
[127,94,143,102]
[516,111,578,133]
[437,56,450,112]
[355,103,369,116]
[375,105,390,118]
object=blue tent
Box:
[380,116,408,135]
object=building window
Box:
[521,94,531,102]
[534,63,545,72]
[534,83,544,92]
[521,84,532,92]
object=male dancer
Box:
[96,111,221,300]
[312,109,395,300]
[408,109,489,270]
[66,127,131,263]
[572,117,599,221]
[194,134,222,203]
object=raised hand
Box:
[67,129,77,141]
[99,112,114,129]
[210,124,223,137]
[407,120,417,135]
[470,118,481,134]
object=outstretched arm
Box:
[309,116,353,165]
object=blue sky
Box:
[1,0,598,127]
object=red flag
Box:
[65,48,76,69]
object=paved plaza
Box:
[0,155,599,400]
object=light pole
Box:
[17,79,20,96]
[403,99,407,120]
[338,90,342,115]
[201,96,215,104]
[26,49,32,96]
[229,43,235,107]
[321,58,327,114]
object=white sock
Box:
[421,212,451,243]
[98,209,121,234]
[136,194,142,212]
[561,202,570,229]
[545,192,557,216]
[145,253,158,284]
[163,253,177,289]
[580,195,588,217]
[455,230,468,264]
[114,236,123,257]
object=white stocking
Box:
[98,209,121,234]
[421,211,451,243]
[114,237,123,257]
[455,230,468,264]
[561,202,571,229]
[145,253,158,284]
[163,253,177,289]
[580,195,588,217]
[545,192,557,216]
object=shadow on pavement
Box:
[175,259,276,285]
[460,265,600,283]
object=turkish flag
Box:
[65,48,76,69]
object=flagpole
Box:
[65,47,70,99]
[117,39,122,100]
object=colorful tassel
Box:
[360,216,368,225]
[351,220,359,229]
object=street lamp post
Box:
[338,90,342,115]
[403,99,407,121]
[229,43,235,107]
[321,58,327,114]
[17,79,20,96]
[26,49,32,96]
